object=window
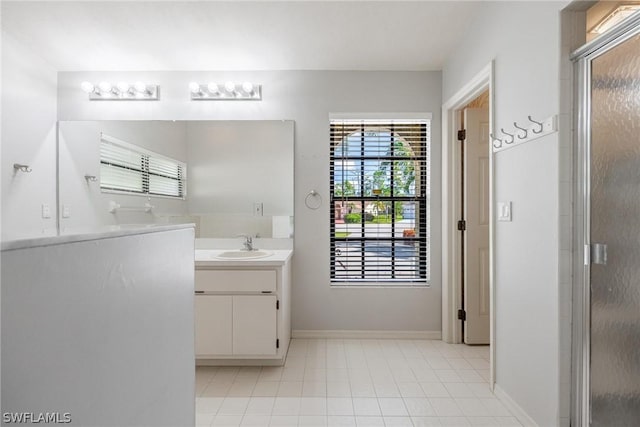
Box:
[330,118,430,284]
[100,133,186,199]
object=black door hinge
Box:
[457,129,466,141]
[276,339,280,349]
[457,220,466,231]
[458,309,467,321]
[276,300,280,310]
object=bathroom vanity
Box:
[194,249,293,366]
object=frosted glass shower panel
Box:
[589,31,640,425]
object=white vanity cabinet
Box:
[232,295,277,355]
[194,250,292,365]
[195,295,232,355]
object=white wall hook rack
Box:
[492,115,558,153]
[13,163,32,173]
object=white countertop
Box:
[1,224,195,251]
[195,249,293,267]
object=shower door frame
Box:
[570,13,640,427]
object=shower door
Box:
[579,20,640,426]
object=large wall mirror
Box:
[58,120,294,239]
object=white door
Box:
[195,295,233,356]
[463,107,490,344]
[232,296,277,355]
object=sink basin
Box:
[214,250,273,260]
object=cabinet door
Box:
[232,296,277,355]
[195,295,232,356]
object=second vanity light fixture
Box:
[81,81,159,100]
[189,81,262,100]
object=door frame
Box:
[570,13,640,427]
[441,61,495,387]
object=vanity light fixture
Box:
[224,81,236,94]
[116,81,130,93]
[189,82,201,94]
[207,82,220,94]
[591,4,640,34]
[80,81,95,93]
[98,81,112,94]
[80,81,159,100]
[241,82,254,95]
[189,81,262,101]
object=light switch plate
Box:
[253,202,263,216]
[41,203,51,219]
[497,201,512,222]
[62,204,71,218]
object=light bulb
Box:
[80,81,95,93]
[134,81,147,93]
[98,81,112,94]
[116,82,130,94]
[207,82,219,94]
[224,81,236,93]
[189,82,201,94]
[241,82,254,94]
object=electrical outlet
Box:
[253,202,264,216]
[41,204,51,219]
[62,204,71,218]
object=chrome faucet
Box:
[239,234,255,251]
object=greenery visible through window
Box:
[100,133,186,199]
[330,119,429,284]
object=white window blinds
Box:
[329,118,430,284]
[100,133,186,199]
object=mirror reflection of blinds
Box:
[100,133,186,199]
[329,119,430,284]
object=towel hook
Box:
[490,133,503,149]
[84,174,98,182]
[513,122,528,139]
[528,116,544,134]
[501,128,515,144]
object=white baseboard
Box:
[196,359,285,367]
[494,385,538,427]
[291,330,441,340]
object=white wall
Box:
[58,120,189,233]
[1,32,58,240]
[58,70,443,334]
[1,227,195,426]
[442,2,570,426]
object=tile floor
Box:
[195,339,521,427]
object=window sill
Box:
[330,282,430,289]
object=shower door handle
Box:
[590,243,607,265]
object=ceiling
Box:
[1,1,483,71]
